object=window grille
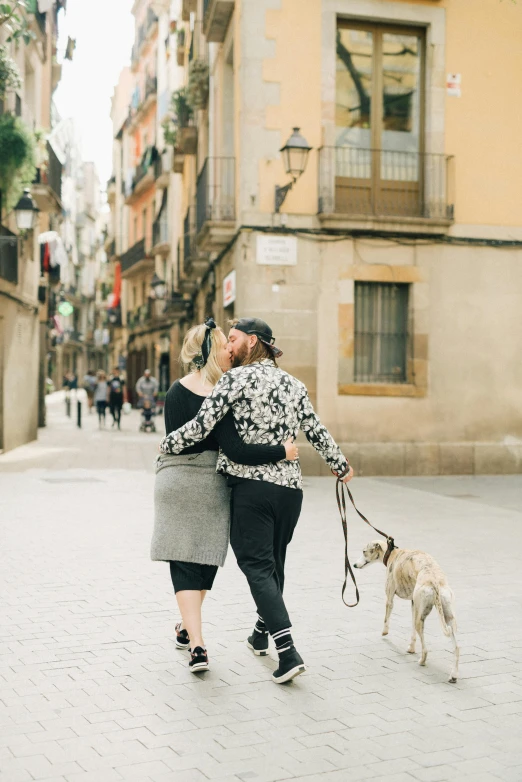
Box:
[354,281,410,383]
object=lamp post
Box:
[150,273,167,300]
[14,189,39,232]
[274,127,312,213]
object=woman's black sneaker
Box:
[189,646,209,672]
[272,647,306,684]
[247,629,269,656]
[175,622,190,650]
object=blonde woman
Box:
[151,318,297,673]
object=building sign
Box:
[256,234,297,266]
[446,73,461,97]
[223,270,236,308]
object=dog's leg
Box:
[407,601,416,654]
[382,583,395,636]
[413,588,429,666]
[443,592,459,683]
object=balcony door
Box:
[335,23,424,217]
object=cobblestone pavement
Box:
[1,395,522,782]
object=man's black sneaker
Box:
[189,646,209,672]
[272,647,306,684]
[247,630,269,656]
[175,622,190,650]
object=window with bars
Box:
[354,281,410,383]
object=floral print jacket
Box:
[159,359,348,490]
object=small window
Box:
[15,94,22,117]
[354,282,409,383]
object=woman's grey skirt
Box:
[151,450,230,567]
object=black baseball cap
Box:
[232,317,283,358]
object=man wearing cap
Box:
[159,317,353,683]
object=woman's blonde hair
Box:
[180,323,224,387]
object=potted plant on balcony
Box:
[162,118,184,174]
[187,59,209,110]
[0,113,36,211]
[172,89,197,155]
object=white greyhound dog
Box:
[354,540,460,683]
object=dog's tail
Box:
[433,584,451,636]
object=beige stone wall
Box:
[0,303,39,453]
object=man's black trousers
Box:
[229,478,303,635]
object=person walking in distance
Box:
[93,370,108,429]
[108,367,125,429]
[152,318,298,674]
[83,369,97,413]
[135,368,158,407]
[160,317,353,684]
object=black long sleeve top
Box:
[164,379,286,465]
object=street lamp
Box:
[150,273,167,300]
[274,127,312,213]
[14,189,39,232]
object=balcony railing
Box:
[120,238,147,274]
[127,302,151,329]
[145,75,157,99]
[196,157,235,235]
[318,146,454,221]
[130,146,158,193]
[33,142,63,203]
[0,230,18,284]
[153,217,169,248]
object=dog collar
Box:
[383,537,397,567]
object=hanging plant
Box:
[0,113,37,211]
[0,44,21,97]
[187,60,209,110]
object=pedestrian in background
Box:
[136,368,158,407]
[93,370,108,429]
[67,371,78,397]
[108,367,125,430]
[83,369,97,413]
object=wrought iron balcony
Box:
[32,142,62,211]
[196,157,235,235]
[0,230,18,285]
[145,75,157,99]
[318,146,454,222]
[152,216,169,253]
[120,238,152,275]
[203,0,234,42]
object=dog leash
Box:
[336,477,397,608]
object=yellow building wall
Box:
[254,0,522,228]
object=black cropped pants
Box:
[229,478,303,635]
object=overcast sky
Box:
[54,0,135,187]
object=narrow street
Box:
[1,399,522,782]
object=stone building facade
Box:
[109,0,522,474]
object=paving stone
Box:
[1,401,522,782]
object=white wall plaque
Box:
[256,234,297,266]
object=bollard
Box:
[77,400,82,428]
[65,394,71,417]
